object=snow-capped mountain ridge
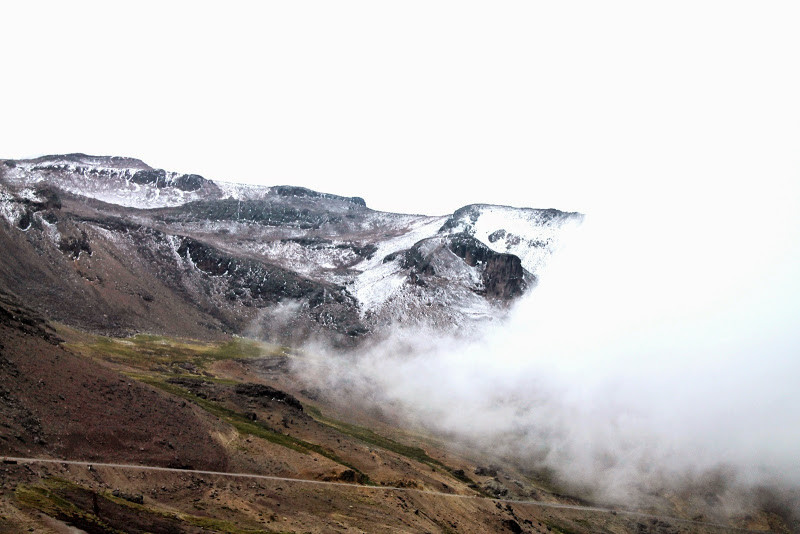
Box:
[6,154,370,211]
[5,154,222,208]
[0,154,582,343]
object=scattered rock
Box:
[234,383,304,412]
[474,465,498,477]
[483,479,509,497]
[112,489,144,504]
[59,229,92,259]
[502,518,523,533]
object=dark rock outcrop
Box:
[175,237,365,337]
[448,234,527,299]
[161,199,343,229]
[402,244,436,277]
[131,169,208,191]
[234,383,304,411]
[271,185,366,207]
[131,169,169,187]
[111,490,144,504]
[59,229,92,259]
[480,252,527,299]
[13,186,62,231]
[176,237,346,304]
[174,174,206,191]
[474,465,499,477]
[502,519,523,533]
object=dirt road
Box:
[3,456,757,532]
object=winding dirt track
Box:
[4,456,758,533]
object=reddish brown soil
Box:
[0,291,227,471]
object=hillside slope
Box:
[1,295,783,532]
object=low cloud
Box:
[291,206,800,516]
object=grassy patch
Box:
[16,479,127,534]
[103,491,277,533]
[61,329,372,484]
[64,332,281,374]
[139,377,371,484]
[305,406,440,466]
[17,477,280,533]
[305,405,483,491]
[543,520,582,534]
[206,338,270,359]
[58,328,485,493]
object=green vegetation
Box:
[544,520,582,534]
[16,477,280,533]
[103,492,278,534]
[63,329,374,485]
[305,405,484,492]
[140,377,371,484]
[64,332,280,373]
[305,405,441,467]
[60,328,481,493]
[16,479,127,534]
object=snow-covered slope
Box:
[0,154,583,341]
[440,204,584,274]
[2,154,222,208]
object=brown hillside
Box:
[0,290,228,470]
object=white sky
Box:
[2,2,798,217]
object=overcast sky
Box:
[2,2,798,218]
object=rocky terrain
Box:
[0,153,582,345]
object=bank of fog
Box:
[292,213,800,512]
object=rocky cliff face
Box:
[0,154,583,345]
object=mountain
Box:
[1,154,793,533]
[0,153,582,345]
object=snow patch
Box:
[0,190,22,226]
[352,260,409,313]
[5,160,211,209]
[215,181,273,201]
[443,205,583,274]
